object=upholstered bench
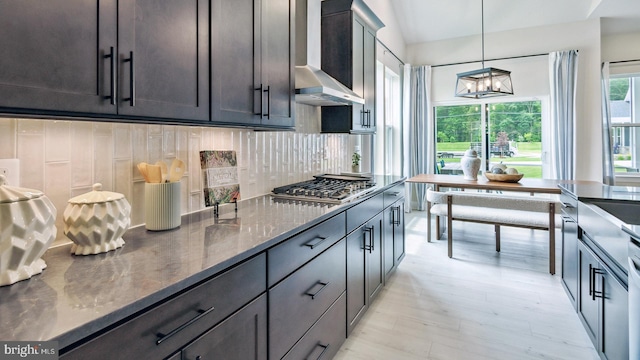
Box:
[426,189,560,274]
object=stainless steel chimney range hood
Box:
[295,0,364,106]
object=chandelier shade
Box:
[455,67,513,98]
[455,0,513,99]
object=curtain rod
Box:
[607,58,640,65]
[432,52,551,68]
[376,38,405,65]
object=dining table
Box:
[406,173,599,241]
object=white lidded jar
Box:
[0,175,57,286]
[461,149,481,180]
[63,183,131,255]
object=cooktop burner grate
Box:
[271,174,376,204]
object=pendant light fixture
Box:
[455,0,513,98]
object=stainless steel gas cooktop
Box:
[271,174,376,204]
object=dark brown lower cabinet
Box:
[346,211,383,335]
[561,207,579,310]
[578,240,628,360]
[181,294,267,360]
[383,199,405,280]
[282,293,346,360]
[269,239,346,360]
[60,254,266,359]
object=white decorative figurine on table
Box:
[460,149,481,180]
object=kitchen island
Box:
[558,183,634,360]
[0,175,406,359]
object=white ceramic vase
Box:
[0,175,57,286]
[63,183,131,255]
[461,149,481,180]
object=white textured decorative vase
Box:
[0,175,57,286]
[461,149,481,180]
[145,182,181,231]
[63,183,131,255]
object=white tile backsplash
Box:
[17,133,45,190]
[2,104,353,247]
[71,122,94,187]
[45,121,70,162]
[0,118,16,158]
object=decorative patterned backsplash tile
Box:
[0,105,353,246]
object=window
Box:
[609,76,640,174]
[374,61,403,176]
[434,101,543,178]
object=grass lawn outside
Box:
[437,142,542,178]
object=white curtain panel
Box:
[601,62,615,185]
[408,65,433,210]
[549,50,579,180]
[402,63,412,212]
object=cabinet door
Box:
[211,0,261,126]
[182,294,267,360]
[320,10,372,134]
[362,25,376,132]
[578,244,600,346]
[601,269,629,360]
[260,0,295,128]
[393,201,406,265]
[118,0,209,121]
[346,224,367,335]
[383,201,404,280]
[0,0,117,115]
[561,213,579,309]
[350,17,368,133]
[383,205,395,277]
[367,212,384,303]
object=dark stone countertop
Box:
[559,182,640,280]
[0,176,405,349]
[559,183,640,202]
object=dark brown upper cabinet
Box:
[0,0,118,115]
[117,0,210,121]
[211,0,295,129]
[0,0,209,122]
[321,0,383,134]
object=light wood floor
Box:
[334,211,600,360]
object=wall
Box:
[0,104,353,246]
[406,19,603,181]
[364,0,406,61]
[602,30,640,63]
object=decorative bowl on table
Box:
[484,173,524,183]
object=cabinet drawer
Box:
[62,254,266,360]
[182,294,267,360]
[560,191,577,221]
[383,183,405,207]
[268,212,346,287]
[347,193,384,234]
[282,292,346,360]
[269,239,346,360]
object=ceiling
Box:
[391,0,640,45]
